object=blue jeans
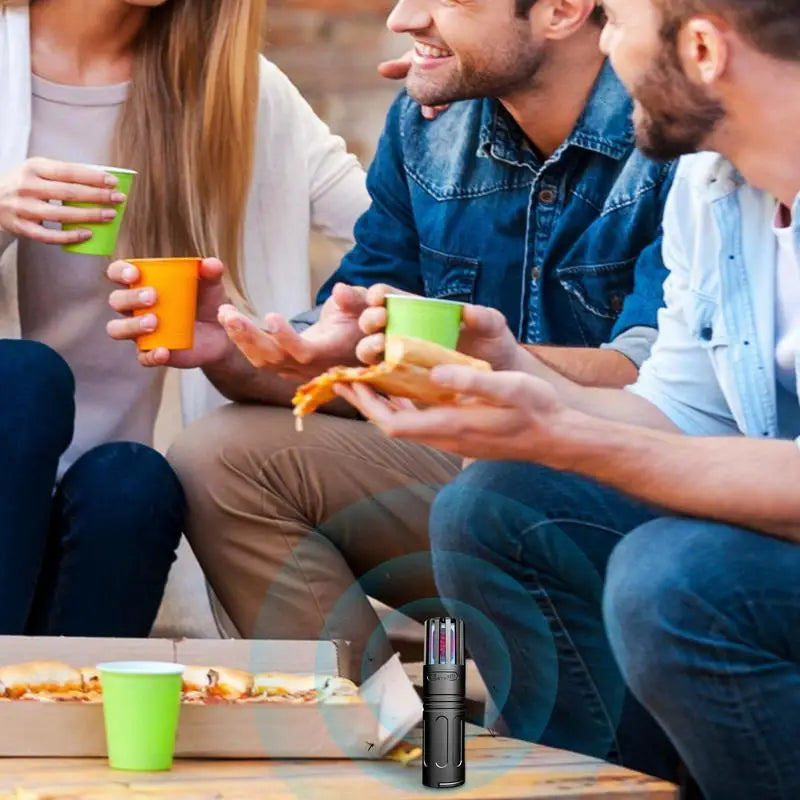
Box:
[605,518,800,800]
[0,339,184,636]
[429,461,679,781]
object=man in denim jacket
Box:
[335,0,800,795]
[170,0,673,729]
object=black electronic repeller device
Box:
[422,617,465,789]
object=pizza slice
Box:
[181,666,253,702]
[249,672,360,704]
[0,661,83,699]
[292,336,491,429]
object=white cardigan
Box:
[0,1,370,425]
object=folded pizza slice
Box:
[292,336,491,430]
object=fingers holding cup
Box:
[356,332,386,365]
[107,259,141,286]
[358,305,387,336]
[127,258,200,352]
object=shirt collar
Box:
[477,59,635,165]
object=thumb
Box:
[199,257,225,283]
[461,304,508,336]
[429,366,539,407]
[331,282,369,314]
[378,56,412,81]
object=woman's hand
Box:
[106,257,232,368]
[0,158,126,245]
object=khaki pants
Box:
[168,405,460,679]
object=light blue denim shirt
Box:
[630,152,800,450]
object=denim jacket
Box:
[630,153,800,449]
[317,61,676,364]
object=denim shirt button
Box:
[539,189,556,204]
[530,266,541,281]
[700,326,713,341]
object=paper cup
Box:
[385,295,464,350]
[127,258,200,352]
[62,165,137,257]
[98,661,184,771]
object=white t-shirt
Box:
[773,203,800,395]
[18,75,165,478]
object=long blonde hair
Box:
[115,0,265,302]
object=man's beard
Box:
[632,39,725,161]
[407,33,546,107]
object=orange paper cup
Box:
[128,258,200,352]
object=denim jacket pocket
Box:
[555,257,637,321]
[419,244,480,303]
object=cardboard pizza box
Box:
[0,637,422,760]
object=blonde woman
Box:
[0,0,370,636]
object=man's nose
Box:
[387,0,432,35]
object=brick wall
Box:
[266,0,405,163]
[265,1,408,291]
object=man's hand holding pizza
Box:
[333,365,578,464]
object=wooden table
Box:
[0,731,677,800]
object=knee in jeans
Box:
[430,467,509,557]
[0,340,74,400]
[430,463,551,599]
[0,340,74,444]
[604,518,712,702]
[62,443,184,547]
[431,461,569,557]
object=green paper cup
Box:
[385,294,464,350]
[62,165,137,257]
[98,661,184,771]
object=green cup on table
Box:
[384,294,464,350]
[61,165,136,257]
[97,661,184,771]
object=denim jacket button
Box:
[539,189,556,204]
[700,326,713,341]
[530,266,541,281]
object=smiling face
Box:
[599,0,725,159]
[387,0,547,106]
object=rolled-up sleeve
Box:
[601,325,658,369]
[626,172,741,437]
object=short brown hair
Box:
[514,1,606,25]
[658,1,800,61]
